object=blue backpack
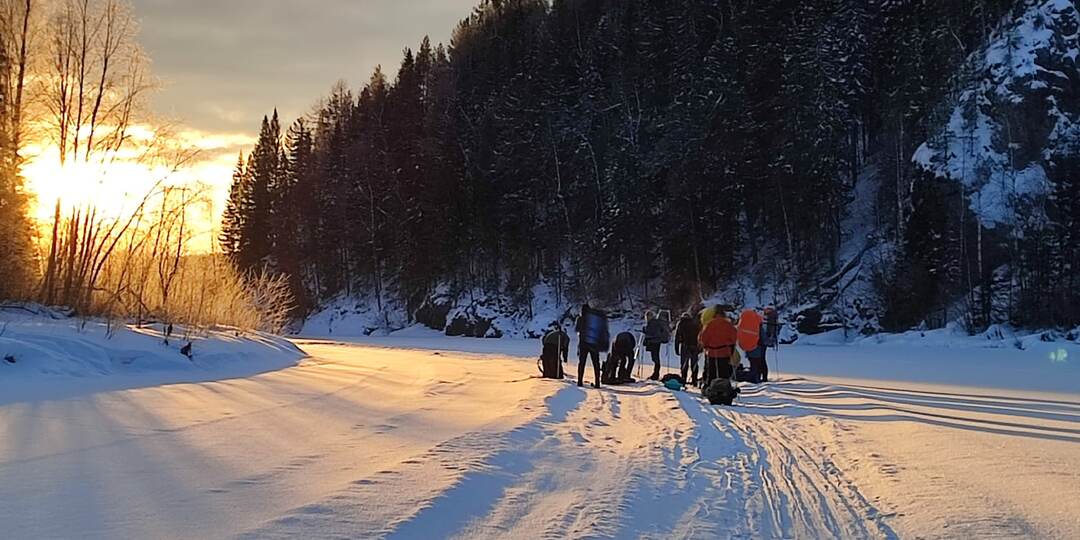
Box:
[581,310,610,351]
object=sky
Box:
[29,0,479,250]
[132,0,477,137]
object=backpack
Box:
[661,373,685,385]
[704,378,738,405]
[543,330,569,349]
[580,309,610,350]
[737,310,763,352]
[538,349,563,379]
[763,307,780,347]
[613,332,637,354]
[657,318,672,344]
[644,318,670,345]
[700,317,737,358]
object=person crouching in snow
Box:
[675,311,702,386]
[698,306,738,389]
[642,310,670,381]
[603,331,637,384]
[575,302,609,388]
[540,323,569,379]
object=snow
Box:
[2,322,1078,538]
[0,306,305,405]
[346,324,1080,396]
[302,282,655,341]
[301,284,571,339]
[299,293,410,337]
[915,0,1079,227]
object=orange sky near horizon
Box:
[20,128,254,254]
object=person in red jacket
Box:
[698,306,738,389]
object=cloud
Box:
[98,1,480,249]
[132,0,477,133]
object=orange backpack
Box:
[737,309,763,352]
[699,317,737,359]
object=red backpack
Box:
[699,317,737,359]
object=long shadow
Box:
[668,388,900,539]
[779,380,1080,413]
[385,385,587,539]
[773,386,1080,424]
[0,394,224,539]
[843,381,1080,408]
[736,380,1080,445]
[600,384,668,399]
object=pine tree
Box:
[277,118,315,310]
[219,153,249,259]
[242,111,283,271]
[221,0,1072,330]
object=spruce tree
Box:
[219,153,249,260]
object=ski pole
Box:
[775,342,781,382]
[660,343,669,378]
[630,332,639,380]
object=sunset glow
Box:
[20,128,253,253]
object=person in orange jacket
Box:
[698,306,738,389]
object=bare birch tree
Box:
[36,0,155,307]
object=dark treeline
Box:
[221,0,1079,332]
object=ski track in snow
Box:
[2,340,1078,539]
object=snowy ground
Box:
[0,307,304,405]
[1,326,1078,539]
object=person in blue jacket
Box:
[575,302,609,388]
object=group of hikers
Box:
[540,303,780,405]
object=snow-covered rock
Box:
[915,0,1080,226]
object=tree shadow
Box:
[737,379,1080,445]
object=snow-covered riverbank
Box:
[0,307,304,404]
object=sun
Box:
[18,135,244,254]
[20,144,159,223]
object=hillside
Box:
[208,0,1079,338]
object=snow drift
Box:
[0,305,305,404]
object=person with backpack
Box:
[539,323,570,379]
[698,306,738,389]
[674,311,702,386]
[604,331,638,384]
[745,332,768,383]
[759,306,781,382]
[575,302,609,388]
[642,311,671,381]
[736,308,764,383]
